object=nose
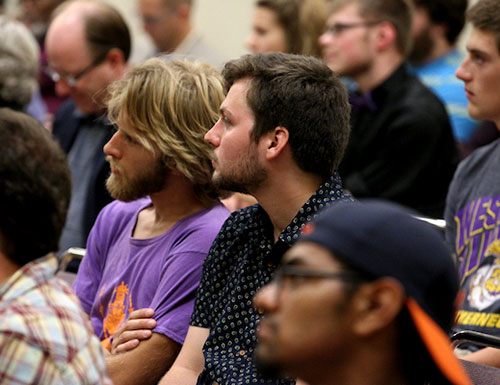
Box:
[456,57,471,82]
[205,119,222,147]
[103,130,122,158]
[246,33,257,53]
[253,282,279,314]
[318,30,332,48]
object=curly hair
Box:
[0,16,39,110]
[107,58,226,205]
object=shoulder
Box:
[0,277,96,353]
[96,198,149,228]
[454,138,500,182]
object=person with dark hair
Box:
[409,0,479,152]
[254,200,471,385]
[45,0,130,255]
[445,0,500,368]
[138,0,227,68]
[0,108,110,384]
[113,52,353,385]
[72,58,230,385]
[246,0,328,57]
[319,0,458,218]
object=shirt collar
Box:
[0,254,58,301]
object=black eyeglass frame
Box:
[272,264,365,288]
[324,21,380,36]
[44,50,110,87]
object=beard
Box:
[254,345,283,380]
[409,26,434,65]
[106,157,168,202]
[212,145,267,194]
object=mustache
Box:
[106,156,122,173]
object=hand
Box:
[111,308,157,354]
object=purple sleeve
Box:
[72,212,107,315]
[149,251,205,345]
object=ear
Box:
[374,21,397,52]
[263,126,290,160]
[106,48,126,69]
[350,277,405,337]
[176,3,191,19]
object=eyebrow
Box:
[220,106,233,119]
[281,255,307,267]
[467,47,491,59]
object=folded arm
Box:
[159,325,209,385]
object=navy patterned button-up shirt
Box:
[191,174,353,385]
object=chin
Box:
[254,348,283,380]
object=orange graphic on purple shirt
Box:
[100,281,135,350]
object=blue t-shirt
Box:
[412,50,478,143]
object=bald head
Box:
[45,0,130,113]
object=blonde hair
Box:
[107,58,225,204]
[256,0,329,57]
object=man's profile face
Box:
[104,117,167,202]
[139,0,180,52]
[253,241,355,380]
[204,78,267,194]
[45,17,115,114]
[456,28,500,124]
[319,3,377,78]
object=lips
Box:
[256,317,276,342]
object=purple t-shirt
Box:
[73,197,229,349]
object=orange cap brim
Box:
[406,297,472,385]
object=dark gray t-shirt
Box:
[445,138,500,338]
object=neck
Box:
[305,333,409,385]
[168,23,192,52]
[0,252,20,286]
[251,167,323,242]
[354,53,404,94]
[134,174,210,239]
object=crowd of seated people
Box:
[2,0,500,384]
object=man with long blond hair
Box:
[72,58,230,385]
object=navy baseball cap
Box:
[298,200,471,385]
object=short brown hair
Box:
[222,53,350,178]
[0,108,71,264]
[107,58,225,205]
[330,0,414,56]
[256,0,328,57]
[467,0,500,53]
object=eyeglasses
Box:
[323,21,380,37]
[44,51,108,87]
[271,264,364,292]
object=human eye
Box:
[221,113,232,127]
[121,130,140,145]
[279,266,309,289]
[470,51,485,65]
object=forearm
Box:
[159,366,201,385]
[105,333,180,385]
[158,326,209,385]
[462,347,500,368]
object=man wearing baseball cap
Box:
[254,200,471,385]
